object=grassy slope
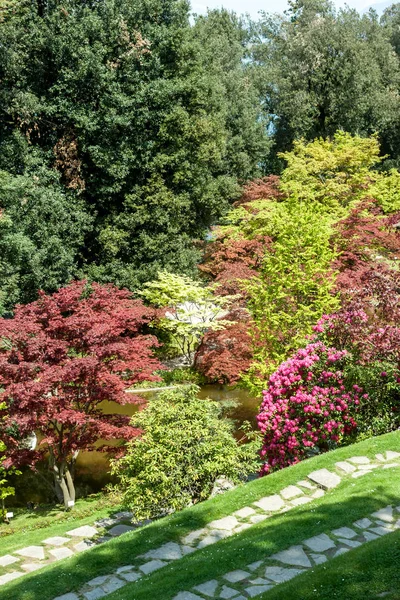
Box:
[3,430,400,600]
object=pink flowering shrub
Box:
[258,342,360,474]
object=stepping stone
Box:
[74,540,95,553]
[291,496,312,506]
[297,480,315,490]
[307,469,341,490]
[333,548,349,557]
[271,545,312,568]
[233,507,256,519]
[66,525,98,538]
[83,589,106,600]
[182,528,207,545]
[88,575,109,586]
[49,547,74,561]
[363,531,380,542]
[337,538,362,548]
[250,578,270,585]
[354,518,372,529]
[247,560,263,572]
[348,456,370,465]
[174,594,204,600]
[0,571,23,586]
[182,545,196,555]
[209,516,238,531]
[197,530,231,548]
[335,461,356,474]
[193,580,219,597]
[21,563,43,572]
[107,524,134,537]
[358,464,378,471]
[43,536,70,546]
[120,571,141,582]
[383,463,399,469]
[102,577,126,593]
[264,566,303,583]
[220,586,241,598]
[332,527,357,539]
[250,514,268,524]
[144,542,182,561]
[0,555,19,567]
[224,569,250,583]
[113,511,133,519]
[253,495,285,512]
[375,453,386,462]
[310,553,327,565]
[245,585,273,597]
[312,489,325,499]
[234,524,252,534]
[386,451,400,460]
[372,506,394,522]
[95,518,119,528]
[369,526,392,536]
[280,485,304,500]
[352,471,371,478]
[15,546,45,560]
[116,565,135,574]
[303,533,335,552]
[139,559,166,574]
[54,594,80,600]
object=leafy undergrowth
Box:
[3,430,400,600]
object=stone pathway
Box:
[174,501,400,599]
[33,450,400,600]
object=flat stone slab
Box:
[337,538,362,548]
[173,593,204,600]
[102,577,126,593]
[386,451,400,460]
[15,546,46,560]
[74,540,95,553]
[0,554,19,567]
[21,563,43,572]
[247,560,263,571]
[303,533,336,552]
[66,525,98,538]
[333,548,349,557]
[193,580,218,597]
[88,575,109,586]
[49,547,74,561]
[250,514,268,524]
[354,518,372,529]
[245,584,273,597]
[280,485,304,500]
[291,496,312,506]
[332,527,357,539]
[83,589,106,600]
[310,553,327,565]
[348,456,370,465]
[0,571,23,586]
[297,480,315,490]
[253,494,285,512]
[352,470,371,478]
[113,511,133,519]
[371,506,393,523]
[107,524,134,537]
[144,542,182,561]
[208,516,238,531]
[139,559,166,574]
[182,545,196,555]
[197,530,231,548]
[335,461,356,474]
[363,531,380,542]
[43,536,71,546]
[220,586,241,598]
[234,507,256,519]
[369,526,392,536]
[120,571,141,582]
[235,523,252,534]
[54,594,80,600]
[271,545,312,568]
[116,565,135,574]
[307,469,341,490]
[182,528,207,545]
[312,489,325,499]
[265,566,303,583]
[223,569,250,582]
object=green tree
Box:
[111,386,260,520]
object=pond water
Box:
[13,385,260,504]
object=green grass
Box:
[2,431,400,600]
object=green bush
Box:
[111,386,260,520]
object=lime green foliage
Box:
[367,168,400,213]
[139,271,235,362]
[279,131,382,215]
[111,386,260,520]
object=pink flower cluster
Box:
[257,342,360,474]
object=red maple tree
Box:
[0,281,163,507]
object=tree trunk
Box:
[49,450,76,509]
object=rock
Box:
[49,547,74,560]
[332,527,357,539]
[264,566,303,583]
[250,514,268,524]
[120,571,141,582]
[297,480,316,490]
[181,545,196,555]
[53,594,80,600]
[303,534,336,552]
[223,569,250,582]
[210,476,235,498]
[253,495,285,512]
[139,559,166,574]
[193,580,218,597]
[234,524,252,534]
[0,571,23,586]
[73,540,95,553]
[144,542,182,561]
[220,585,241,598]
[271,545,312,568]
[290,496,313,506]
[113,511,134,519]
[307,469,341,490]
[245,584,273,597]
[43,536,71,546]
[233,507,256,518]
[208,516,238,531]
[352,470,371,478]
[66,526,98,538]
[173,593,204,600]
[310,553,327,565]
[363,531,380,542]
[337,538,362,548]
[335,461,356,474]
[0,555,19,567]
[197,529,231,548]
[371,506,394,523]
[15,546,45,560]
[107,524,134,537]
[280,485,304,500]
[386,451,400,460]
[348,456,370,465]
[312,489,325,499]
[83,589,106,600]
[333,548,349,557]
[87,575,109,586]
[21,563,43,572]
[368,526,392,536]
[182,528,207,545]
[102,577,126,593]
[247,560,263,572]
[354,518,372,529]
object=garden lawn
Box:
[2,430,400,600]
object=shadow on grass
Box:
[5,469,400,600]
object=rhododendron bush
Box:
[258,342,359,474]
